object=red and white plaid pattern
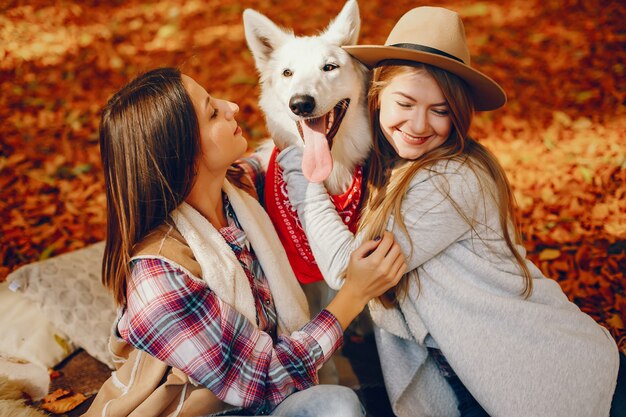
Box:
[119,257,343,414]
[220,195,277,338]
[117,167,344,414]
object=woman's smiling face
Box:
[378,69,452,160]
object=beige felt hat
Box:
[343,6,506,111]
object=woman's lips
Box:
[398,129,430,145]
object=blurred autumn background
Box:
[0,0,624,352]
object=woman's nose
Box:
[410,111,428,133]
[224,101,239,119]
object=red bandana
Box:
[265,147,363,284]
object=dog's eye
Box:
[322,63,338,72]
[282,69,293,77]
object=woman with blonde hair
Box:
[278,6,621,417]
[85,67,406,417]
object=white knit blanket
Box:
[171,180,309,335]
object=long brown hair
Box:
[359,64,532,307]
[100,68,252,306]
[100,68,198,305]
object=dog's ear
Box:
[322,0,360,46]
[243,9,292,72]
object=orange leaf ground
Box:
[1,0,624,353]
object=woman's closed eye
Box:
[432,108,449,116]
[210,107,219,119]
[396,101,413,108]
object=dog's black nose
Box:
[289,95,316,116]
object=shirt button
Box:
[265,299,271,305]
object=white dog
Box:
[243,0,371,291]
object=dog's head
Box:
[244,0,367,183]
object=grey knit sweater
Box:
[278,146,618,417]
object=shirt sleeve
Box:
[120,257,343,414]
[277,146,476,282]
[234,153,266,202]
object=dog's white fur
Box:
[243,0,371,194]
[243,4,374,384]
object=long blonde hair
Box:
[359,64,532,307]
[100,68,253,306]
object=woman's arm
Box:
[278,146,474,278]
[123,249,402,412]
[326,231,406,329]
[122,258,342,414]
[276,148,361,288]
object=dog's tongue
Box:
[300,118,333,183]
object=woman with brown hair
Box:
[86,67,406,417]
[278,6,620,417]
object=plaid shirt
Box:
[220,195,278,338]
[118,197,343,414]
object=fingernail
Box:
[374,236,381,241]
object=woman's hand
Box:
[326,231,407,329]
[345,231,407,302]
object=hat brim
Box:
[343,45,506,111]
